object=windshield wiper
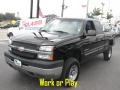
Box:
[38,30,48,40]
[53,30,69,34]
[33,32,39,38]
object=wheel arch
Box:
[63,49,82,63]
[109,38,115,46]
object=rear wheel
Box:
[103,47,112,61]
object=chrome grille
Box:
[11,48,37,59]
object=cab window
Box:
[85,21,96,34]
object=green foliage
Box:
[44,14,57,23]
[107,12,113,19]
[0,12,20,22]
[87,13,94,18]
[88,7,113,20]
[0,13,5,22]
[92,8,102,16]
[88,8,102,18]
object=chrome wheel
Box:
[68,64,78,80]
[108,49,112,58]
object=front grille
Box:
[11,48,37,59]
[12,41,38,50]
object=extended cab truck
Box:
[4,18,114,81]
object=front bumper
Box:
[4,51,64,79]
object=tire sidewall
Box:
[104,46,112,61]
[61,58,80,81]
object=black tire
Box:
[103,47,112,61]
[61,58,80,86]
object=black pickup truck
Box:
[4,18,114,81]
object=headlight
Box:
[39,46,54,52]
[38,46,54,60]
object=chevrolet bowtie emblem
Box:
[18,47,24,52]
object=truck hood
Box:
[12,32,76,46]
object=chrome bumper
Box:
[5,57,63,79]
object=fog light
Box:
[37,54,53,60]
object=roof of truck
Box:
[56,17,99,22]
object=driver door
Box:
[83,20,98,57]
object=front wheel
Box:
[61,58,80,85]
[103,47,112,61]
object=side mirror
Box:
[87,30,96,36]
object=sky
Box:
[0,0,120,19]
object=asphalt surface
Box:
[0,29,8,40]
[0,38,120,90]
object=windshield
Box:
[41,19,83,34]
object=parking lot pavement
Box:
[0,38,120,90]
[0,29,8,41]
[0,41,8,45]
